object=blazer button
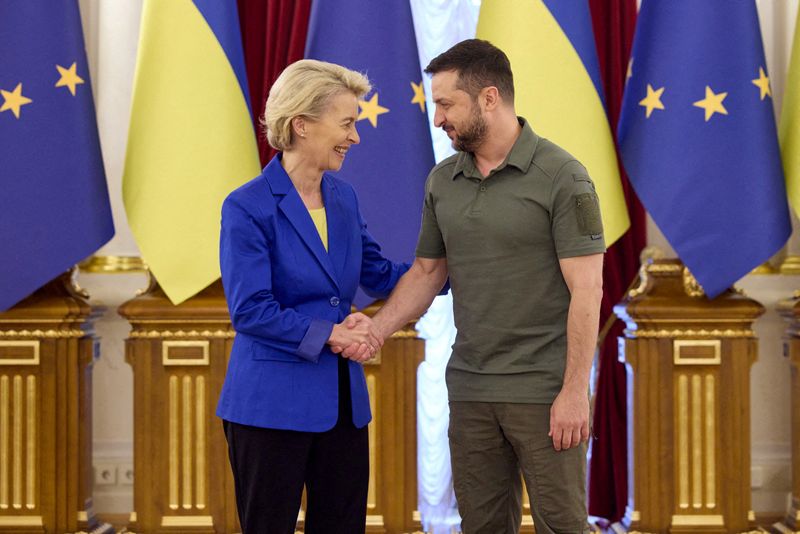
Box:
[329,296,340,307]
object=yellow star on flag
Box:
[751,67,771,100]
[411,81,426,113]
[693,86,728,121]
[626,58,633,81]
[358,93,389,127]
[55,62,85,96]
[0,83,33,119]
[638,84,665,118]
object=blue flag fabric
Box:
[0,1,114,310]
[305,0,435,308]
[618,0,790,298]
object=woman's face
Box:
[301,91,361,173]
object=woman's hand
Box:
[327,312,384,363]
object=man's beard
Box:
[452,105,487,153]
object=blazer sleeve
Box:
[220,196,333,363]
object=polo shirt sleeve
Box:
[550,160,607,259]
[415,174,446,258]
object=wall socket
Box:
[119,463,134,485]
[93,463,117,486]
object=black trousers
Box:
[224,357,369,534]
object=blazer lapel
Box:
[322,176,350,284]
[266,158,339,290]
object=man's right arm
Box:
[373,256,448,339]
[334,257,447,359]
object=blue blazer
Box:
[216,155,408,431]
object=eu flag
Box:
[618,0,790,298]
[0,1,114,310]
[305,0,435,307]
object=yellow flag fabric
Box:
[123,0,260,304]
[477,0,629,245]
[782,8,800,218]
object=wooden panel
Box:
[617,259,761,533]
[0,272,102,533]
[121,283,424,534]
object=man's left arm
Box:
[549,252,604,451]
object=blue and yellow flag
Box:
[477,0,630,245]
[305,0,436,307]
[0,1,114,311]
[618,0,790,298]
[123,0,260,304]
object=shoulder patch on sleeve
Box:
[575,192,603,236]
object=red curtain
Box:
[237,0,313,167]
[587,0,646,523]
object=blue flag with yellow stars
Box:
[305,0,435,307]
[618,0,790,298]
[0,1,114,310]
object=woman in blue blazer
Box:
[216,60,408,534]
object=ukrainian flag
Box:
[782,7,800,218]
[477,0,629,245]
[123,0,260,304]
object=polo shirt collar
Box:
[452,117,539,180]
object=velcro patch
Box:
[575,193,603,236]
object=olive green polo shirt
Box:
[416,118,606,403]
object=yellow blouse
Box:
[308,207,328,251]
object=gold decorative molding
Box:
[168,376,178,511]
[750,261,777,274]
[780,255,800,275]
[160,515,213,527]
[367,374,377,510]
[195,376,206,511]
[673,340,721,366]
[162,341,210,367]
[12,376,22,510]
[626,328,754,339]
[678,374,689,509]
[130,329,234,339]
[649,263,682,274]
[682,267,706,298]
[628,261,650,299]
[705,375,716,509]
[390,327,419,339]
[26,376,35,510]
[0,341,40,366]
[78,255,148,274]
[0,376,8,509]
[366,514,385,526]
[671,513,724,526]
[0,515,43,527]
[182,376,192,511]
[0,329,85,339]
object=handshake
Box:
[327,312,385,363]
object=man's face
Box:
[431,70,488,153]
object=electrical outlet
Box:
[119,463,134,485]
[94,463,117,486]
[751,465,763,488]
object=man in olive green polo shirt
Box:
[360,39,603,533]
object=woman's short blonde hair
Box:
[262,59,371,151]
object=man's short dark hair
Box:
[425,39,514,102]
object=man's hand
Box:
[327,312,383,363]
[548,387,590,451]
